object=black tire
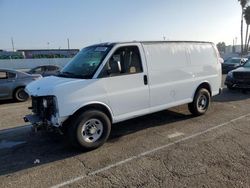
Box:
[226,85,234,90]
[68,110,111,151]
[242,89,248,94]
[188,88,211,116]
[14,87,29,102]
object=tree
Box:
[238,0,249,55]
[244,6,250,53]
[216,42,226,53]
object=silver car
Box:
[27,65,60,77]
[0,69,42,102]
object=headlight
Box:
[42,98,48,108]
[228,71,233,78]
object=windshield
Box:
[59,45,112,79]
[244,60,250,67]
[225,59,241,64]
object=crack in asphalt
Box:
[95,173,119,187]
[74,157,92,173]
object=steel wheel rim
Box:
[197,94,208,111]
[81,118,103,143]
[18,89,28,100]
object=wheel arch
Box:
[193,82,212,100]
[70,102,114,124]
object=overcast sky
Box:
[0,0,243,50]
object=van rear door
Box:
[98,44,150,121]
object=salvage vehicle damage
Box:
[24,41,221,150]
[24,95,61,132]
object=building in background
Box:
[17,49,79,59]
[0,51,25,59]
[0,49,79,59]
[221,45,241,60]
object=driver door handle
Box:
[143,75,148,85]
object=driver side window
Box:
[0,71,7,79]
[99,46,143,77]
[33,67,43,74]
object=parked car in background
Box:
[0,69,42,102]
[225,59,250,90]
[222,57,247,74]
[27,65,60,77]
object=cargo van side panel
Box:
[142,42,194,112]
[186,43,221,96]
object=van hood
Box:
[25,76,85,96]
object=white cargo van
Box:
[24,41,222,150]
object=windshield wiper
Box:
[58,71,77,77]
[57,71,91,79]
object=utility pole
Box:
[67,38,70,50]
[11,37,15,51]
[233,38,236,53]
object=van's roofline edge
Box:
[95,41,214,46]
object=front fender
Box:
[71,101,114,122]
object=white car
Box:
[24,41,222,150]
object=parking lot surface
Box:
[0,78,250,188]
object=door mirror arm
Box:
[106,60,121,76]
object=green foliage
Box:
[238,0,250,55]
[239,0,248,9]
[244,6,250,24]
[216,42,226,53]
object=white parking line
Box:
[51,113,250,188]
[167,132,184,139]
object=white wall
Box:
[0,58,72,70]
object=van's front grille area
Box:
[233,72,250,80]
[31,96,56,121]
[32,97,42,115]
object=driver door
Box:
[98,44,150,121]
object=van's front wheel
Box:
[188,88,211,116]
[68,110,111,150]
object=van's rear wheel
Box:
[188,88,211,116]
[68,110,111,150]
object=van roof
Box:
[95,41,214,46]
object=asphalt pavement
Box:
[0,77,250,188]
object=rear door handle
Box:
[143,75,148,85]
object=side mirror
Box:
[219,58,224,64]
[241,60,246,65]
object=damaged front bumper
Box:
[24,96,64,132]
[24,114,41,125]
[24,114,55,132]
